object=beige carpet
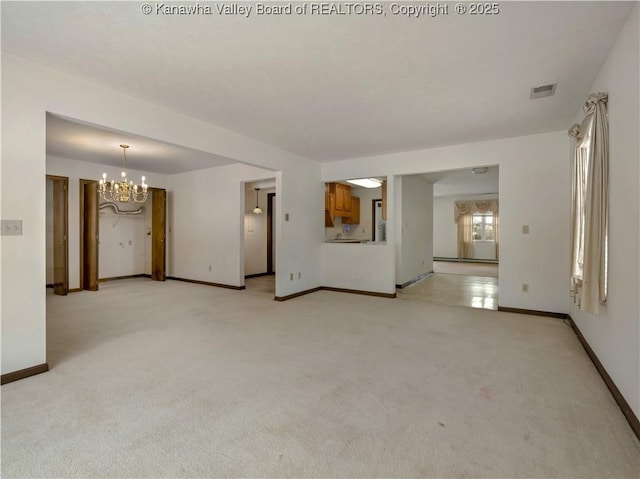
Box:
[2,279,639,478]
[434,261,499,278]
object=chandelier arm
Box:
[100,144,146,204]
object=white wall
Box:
[433,194,499,260]
[396,175,433,285]
[46,156,168,288]
[169,164,280,287]
[569,5,639,418]
[244,186,275,276]
[321,178,396,295]
[323,130,570,313]
[98,199,149,279]
[1,53,321,375]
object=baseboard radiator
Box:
[434,256,498,264]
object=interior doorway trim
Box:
[267,192,276,274]
[149,187,167,281]
[46,175,69,295]
[79,179,99,291]
[371,198,382,242]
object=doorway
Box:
[243,180,276,295]
[396,168,499,311]
[371,199,386,242]
[46,175,69,295]
[80,182,167,288]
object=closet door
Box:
[151,188,166,281]
[50,176,69,295]
[81,180,99,291]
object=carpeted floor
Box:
[2,279,639,478]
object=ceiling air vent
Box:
[530,83,557,99]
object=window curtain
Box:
[494,205,500,259]
[454,200,499,260]
[457,212,475,259]
[568,92,609,314]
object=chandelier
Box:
[99,144,148,203]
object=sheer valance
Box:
[454,200,499,223]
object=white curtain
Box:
[568,92,609,314]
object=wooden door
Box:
[49,176,69,295]
[81,180,99,291]
[151,188,166,281]
[267,193,275,274]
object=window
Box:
[473,213,494,241]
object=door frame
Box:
[150,187,167,281]
[79,179,99,291]
[46,175,69,295]
[371,198,382,242]
[267,192,276,274]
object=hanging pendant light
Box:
[253,188,262,214]
[98,144,148,203]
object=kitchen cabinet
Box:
[343,196,360,225]
[327,183,351,217]
[325,189,336,227]
[381,180,387,220]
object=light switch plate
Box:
[1,220,22,236]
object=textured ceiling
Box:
[424,166,499,197]
[46,114,236,175]
[3,2,635,162]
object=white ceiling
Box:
[3,2,635,162]
[424,166,499,197]
[46,114,236,175]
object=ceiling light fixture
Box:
[346,178,383,188]
[472,167,488,175]
[252,188,262,214]
[99,144,148,203]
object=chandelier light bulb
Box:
[98,144,148,204]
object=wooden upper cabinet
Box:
[327,182,351,217]
[325,186,336,227]
[343,196,360,225]
[381,180,387,220]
